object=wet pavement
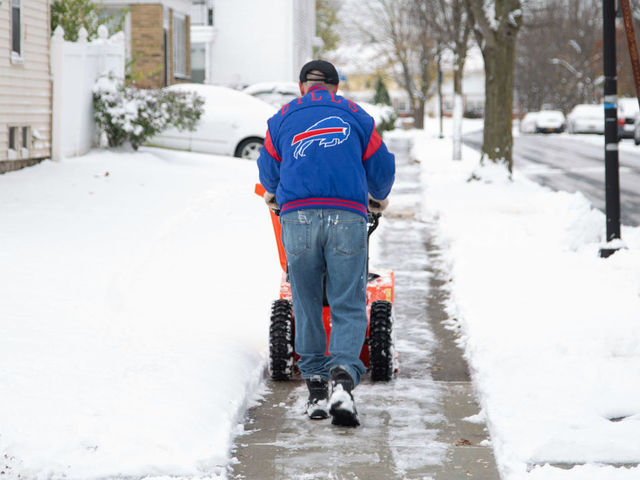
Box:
[231,138,500,480]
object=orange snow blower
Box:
[255,183,397,382]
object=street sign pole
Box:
[600,0,622,258]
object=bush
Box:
[93,76,204,150]
[376,108,397,135]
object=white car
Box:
[566,104,604,134]
[618,97,639,139]
[519,112,539,133]
[146,83,277,160]
[534,110,565,133]
[243,82,300,108]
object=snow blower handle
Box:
[367,211,381,237]
[254,183,280,216]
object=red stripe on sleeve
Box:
[264,130,282,162]
[362,128,382,161]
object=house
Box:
[0,0,52,173]
[190,0,317,87]
[101,0,192,89]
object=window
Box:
[21,126,31,154]
[191,43,206,83]
[173,13,187,77]
[8,127,19,159]
[191,1,213,26]
[11,0,22,58]
[8,127,18,151]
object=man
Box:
[257,60,395,427]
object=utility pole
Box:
[600,0,622,258]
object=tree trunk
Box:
[452,63,464,160]
[414,99,425,129]
[482,35,516,173]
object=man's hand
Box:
[368,193,389,213]
[264,192,279,213]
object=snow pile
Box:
[0,148,280,479]
[409,128,640,480]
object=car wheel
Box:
[234,137,264,160]
[635,131,640,146]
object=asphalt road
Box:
[464,131,640,227]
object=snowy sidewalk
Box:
[412,125,640,480]
[231,138,498,480]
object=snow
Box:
[0,148,280,479]
[2,116,640,479]
[402,119,640,480]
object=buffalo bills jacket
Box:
[257,85,395,219]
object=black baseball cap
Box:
[299,60,340,85]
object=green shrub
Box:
[93,76,204,150]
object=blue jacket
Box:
[257,85,395,218]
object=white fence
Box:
[50,25,125,161]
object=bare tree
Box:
[354,0,436,129]
[515,0,602,113]
[465,0,523,173]
[433,0,472,159]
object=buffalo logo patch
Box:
[291,116,351,159]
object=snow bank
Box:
[407,125,640,480]
[0,148,281,479]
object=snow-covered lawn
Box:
[0,148,280,479]
[404,121,640,480]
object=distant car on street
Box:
[519,112,539,133]
[566,104,604,134]
[146,83,277,160]
[617,97,639,139]
[631,112,640,145]
[534,110,565,133]
[243,82,300,108]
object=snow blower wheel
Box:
[369,300,394,381]
[269,299,295,381]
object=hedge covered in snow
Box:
[93,76,204,150]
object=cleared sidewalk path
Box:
[231,139,500,479]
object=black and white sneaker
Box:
[328,367,360,427]
[305,376,329,420]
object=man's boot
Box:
[328,367,359,427]
[305,376,329,420]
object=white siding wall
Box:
[0,0,52,163]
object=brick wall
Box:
[130,4,165,89]
[130,5,191,88]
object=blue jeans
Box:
[281,209,368,386]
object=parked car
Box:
[519,112,539,133]
[534,110,565,133]
[243,82,300,108]
[632,112,640,145]
[618,97,640,139]
[146,84,277,160]
[566,104,604,134]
